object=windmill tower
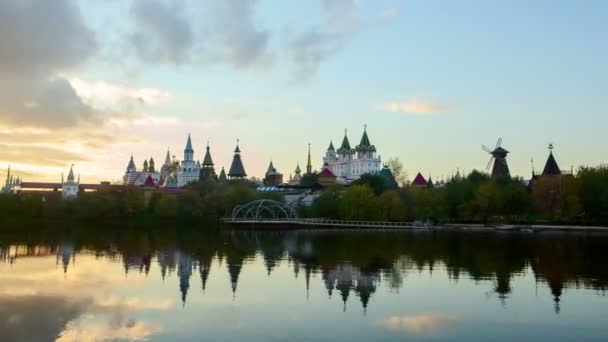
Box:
[482,138,510,179]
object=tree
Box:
[387,157,408,186]
[339,185,381,220]
[351,174,389,195]
[310,190,340,219]
[377,190,404,221]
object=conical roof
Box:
[143,175,156,187]
[164,149,171,165]
[218,167,227,182]
[127,155,136,172]
[339,131,352,151]
[356,126,376,152]
[203,144,214,166]
[327,140,335,151]
[67,165,75,182]
[542,151,561,176]
[265,161,276,176]
[228,142,247,178]
[185,134,193,152]
[411,172,428,186]
[379,166,398,189]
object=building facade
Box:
[323,126,382,184]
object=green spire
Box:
[339,129,351,151]
[359,125,371,147]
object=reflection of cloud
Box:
[95,296,173,311]
[379,100,452,115]
[57,319,160,342]
[377,314,457,335]
[0,295,88,342]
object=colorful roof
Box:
[143,175,156,187]
[411,172,428,186]
[338,130,352,152]
[379,166,398,189]
[318,167,336,177]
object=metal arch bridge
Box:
[231,199,297,221]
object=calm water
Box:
[1,225,607,342]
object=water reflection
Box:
[1,226,608,341]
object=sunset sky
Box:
[1,0,606,183]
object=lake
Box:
[1,224,607,341]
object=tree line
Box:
[300,166,608,225]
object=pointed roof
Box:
[327,140,335,151]
[379,165,398,189]
[359,125,371,147]
[164,149,171,165]
[411,172,428,186]
[185,133,193,152]
[339,130,352,151]
[143,175,156,187]
[202,143,214,166]
[228,142,247,178]
[127,155,136,171]
[67,165,75,182]
[218,167,227,182]
[356,125,376,152]
[318,167,336,177]
[491,146,509,156]
[306,144,312,171]
[266,161,276,176]
[294,163,301,174]
[542,151,561,176]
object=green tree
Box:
[339,185,381,220]
[351,174,389,195]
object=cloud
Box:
[69,77,174,111]
[379,99,452,115]
[130,0,194,65]
[0,0,96,76]
[196,0,272,68]
[0,144,87,167]
[377,314,457,335]
[286,0,361,81]
[0,0,100,129]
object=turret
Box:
[148,158,156,173]
[184,133,194,162]
[228,140,247,179]
[199,142,216,181]
[126,155,137,173]
[355,125,376,159]
[306,143,313,175]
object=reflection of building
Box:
[323,126,382,184]
[178,253,193,305]
[57,241,75,273]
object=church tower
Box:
[177,133,200,186]
[62,165,79,199]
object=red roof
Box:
[143,175,156,187]
[411,172,427,186]
[318,167,336,177]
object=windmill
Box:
[482,138,510,179]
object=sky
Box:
[0,0,607,183]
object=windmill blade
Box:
[495,137,502,149]
[481,145,492,153]
[486,156,493,171]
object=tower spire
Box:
[306,143,312,174]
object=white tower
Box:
[62,165,79,199]
[177,134,200,186]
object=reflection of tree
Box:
[1,224,608,314]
